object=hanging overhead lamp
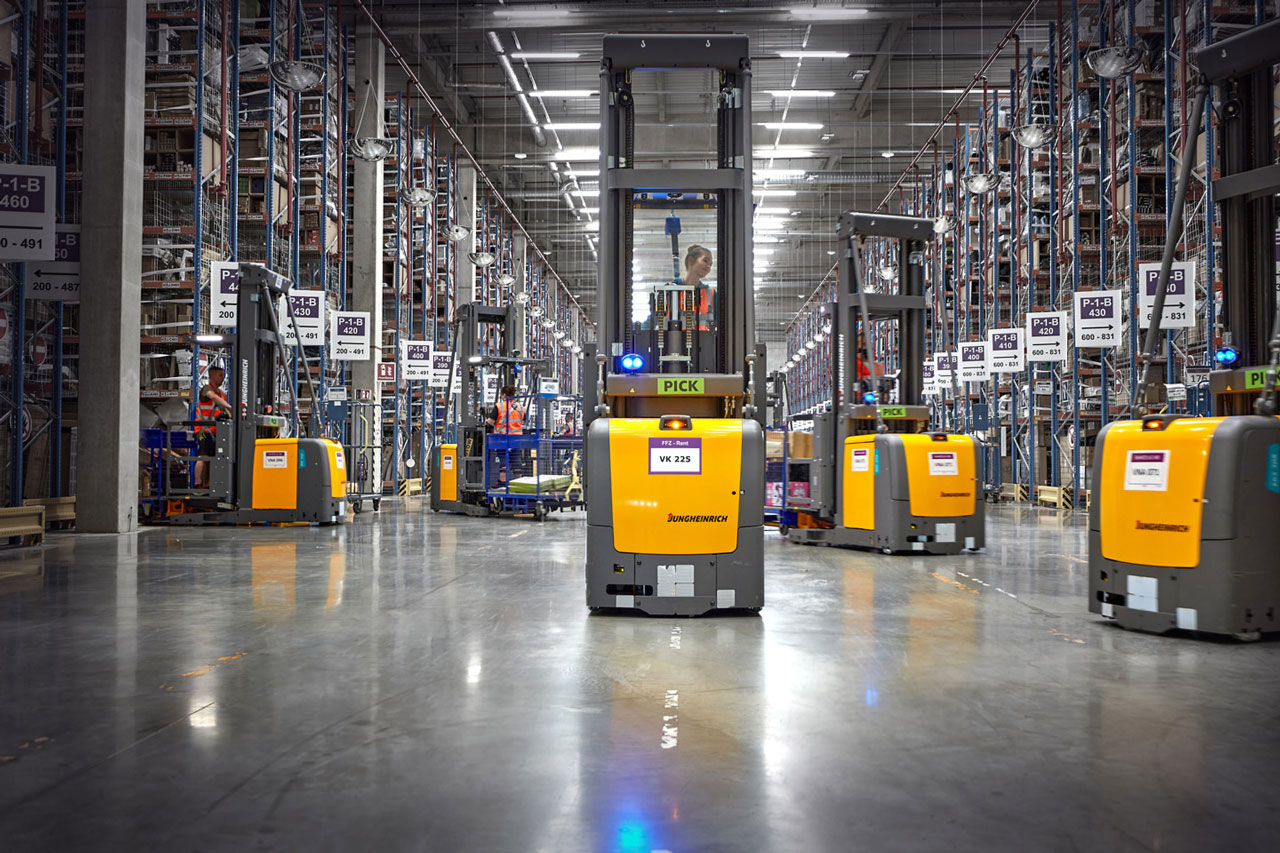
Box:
[403,186,437,207]
[1086,44,1147,79]
[269,59,324,92]
[496,272,516,287]
[447,224,471,242]
[469,250,496,268]
[877,261,898,282]
[553,329,567,341]
[933,213,957,234]
[348,76,394,162]
[540,317,555,330]
[529,305,545,318]
[514,291,531,304]
[1012,122,1057,149]
[962,172,997,195]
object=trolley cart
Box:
[484,434,584,521]
[340,400,382,513]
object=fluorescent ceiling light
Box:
[777,50,850,59]
[754,207,791,214]
[494,8,573,19]
[513,152,528,160]
[510,52,580,60]
[760,122,824,130]
[754,148,815,158]
[753,189,798,197]
[765,90,835,98]
[755,168,807,178]
[541,123,600,131]
[790,6,870,19]
[528,90,597,98]
[555,147,600,160]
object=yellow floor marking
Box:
[930,572,979,594]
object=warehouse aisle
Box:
[1,505,1277,850]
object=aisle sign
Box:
[1027,311,1068,362]
[329,311,371,360]
[1185,365,1210,385]
[0,164,56,261]
[1139,260,1197,329]
[483,372,500,405]
[28,225,80,302]
[402,341,433,380]
[988,328,1025,373]
[958,341,989,383]
[278,289,325,346]
[210,261,250,328]
[922,358,937,396]
[430,351,452,389]
[933,351,956,383]
[1073,290,1122,348]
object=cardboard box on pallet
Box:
[787,432,814,460]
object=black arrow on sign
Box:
[33,270,76,277]
[1164,301,1185,309]
[1083,323,1115,331]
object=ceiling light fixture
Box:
[789,6,870,19]
[496,273,516,287]
[1012,123,1057,148]
[448,224,471,242]
[269,59,324,92]
[963,172,997,195]
[777,50,851,59]
[765,90,836,98]
[933,214,957,235]
[528,90,597,98]
[881,150,895,158]
[510,52,580,60]
[540,122,601,131]
[348,137,394,162]
[402,186,437,207]
[513,152,528,160]
[469,251,496,268]
[1086,44,1147,79]
[760,122,825,130]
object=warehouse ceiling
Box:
[358,0,1051,338]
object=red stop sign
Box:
[31,335,48,366]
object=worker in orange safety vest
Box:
[679,244,715,331]
[487,385,525,434]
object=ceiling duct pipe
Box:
[486,30,547,148]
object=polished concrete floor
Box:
[1,503,1278,851]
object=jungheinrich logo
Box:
[940,491,971,498]
[1135,520,1190,533]
[667,513,729,523]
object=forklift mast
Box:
[589,34,763,424]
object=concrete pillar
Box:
[456,163,478,304]
[79,0,145,533]
[351,28,384,480]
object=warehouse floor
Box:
[1,505,1277,850]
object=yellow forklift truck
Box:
[784,212,984,554]
[171,263,346,526]
[584,34,766,615]
[1090,23,1280,639]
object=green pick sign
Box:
[1245,368,1276,391]
[657,377,705,395]
[880,406,908,418]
